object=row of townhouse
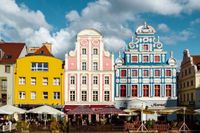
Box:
[0,22,199,112]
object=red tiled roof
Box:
[34,45,53,56]
[0,42,25,64]
[192,55,200,65]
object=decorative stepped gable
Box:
[114,22,177,111]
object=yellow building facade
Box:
[14,55,64,106]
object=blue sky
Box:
[0,0,200,68]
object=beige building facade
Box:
[178,49,200,108]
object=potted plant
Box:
[50,118,60,133]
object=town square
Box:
[0,0,200,132]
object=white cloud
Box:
[0,0,200,59]
[161,29,193,45]
[190,18,200,25]
[157,23,170,32]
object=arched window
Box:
[93,48,98,55]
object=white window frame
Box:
[31,92,36,100]
[81,91,87,101]
[19,91,25,99]
[43,92,48,99]
[104,76,109,85]
[82,76,87,84]
[19,77,25,85]
[70,91,75,101]
[31,62,48,71]
[43,77,48,85]
[1,79,7,90]
[93,62,98,71]
[82,48,86,55]
[53,78,60,86]
[31,77,36,85]
[93,91,98,101]
[93,76,98,84]
[82,62,86,70]
[70,76,75,84]
[54,92,60,99]
[93,48,98,55]
[5,65,10,73]
[104,91,110,101]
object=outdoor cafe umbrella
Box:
[27,105,64,115]
[0,104,26,114]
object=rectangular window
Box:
[93,91,98,101]
[191,93,193,101]
[132,70,138,77]
[82,48,86,55]
[143,70,149,77]
[93,48,98,55]
[104,91,110,101]
[143,85,149,97]
[132,85,137,97]
[31,77,36,85]
[5,65,10,73]
[155,56,160,62]
[53,78,60,86]
[166,70,172,76]
[132,56,138,63]
[43,92,48,99]
[155,85,160,97]
[105,76,109,84]
[31,62,48,71]
[191,80,194,86]
[31,92,36,100]
[93,76,98,84]
[43,77,48,85]
[1,79,7,90]
[70,91,75,101]
[155,70,160,77]
[70,76,75,84]
[121,70,126,77]
[166,85,172,97]
[54,92,60,99]
[93,62,98,70]
[82,76,86,84]
[143,44,149,51]
[188,68,191,74]
[143,56,149,62]
[19,91,25,99]
[82,62,86,70]
[19,77,25,85]
[82,91,87,101]
[120,85,126,97]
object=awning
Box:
[95,106,125,115]
[67,105,95,115]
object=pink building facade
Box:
[64,29,114,110]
